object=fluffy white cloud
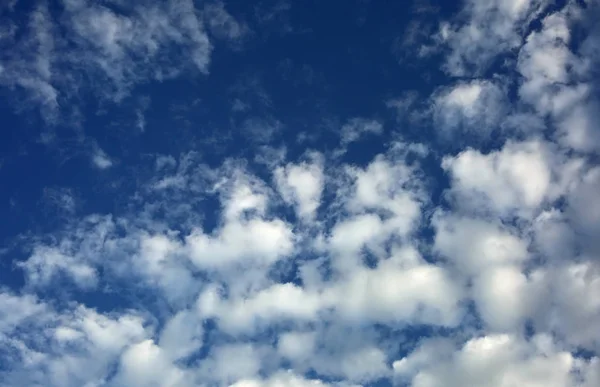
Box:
[204,343,263,385]
[433,214,529,274]
[230,371,347,387]
[0,291,47,333]
[274,156,324,220]
[201,282,322,334]
[2,1,600,386]
[442,140,553,216]
[20,246,98,289]
[324,245,464,327]
[277,331,317,361]
[158,309,203,361]
[566,166,600,256]
[518,10,576,114]
[472,265,531,332]
[394,334,578,387]
[432,80,507,138]
[439,0,547,76]
[516,4,600,152]
[113,340,188,387]
[529,261,600,351]
[0,300,150,387]
[185,218,294,269]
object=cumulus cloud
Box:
[432,79,507,139]
[437,0,548,76]
[516,3,600,152]
[441,140,553,217]
[1,0,600,386]
[274,154,324,220]
[394,333,577,387]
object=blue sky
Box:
[1,0,600,386]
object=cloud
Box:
[0,0,215,121]
[19,245,99,290]
[433,214,529,275]
[0,298,149,386]
[340,118,383,146]
[230,371,351,387]
[394,333,577,387]
[441,140,553,217]
[204,1,251,45]
[323,249,464,327]
[1,0,600,386]
[438,0,548,76]
[91,147,113,169]
[515,3,600,152]
[113,339,189,387]
[432,79,507,140]
[274,154,324,220]
[566,166,600,256]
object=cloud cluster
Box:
[1,0,599,386]
[0,0,246,123]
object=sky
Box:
[0,0,599,386]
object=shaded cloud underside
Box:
[1,0,600,386]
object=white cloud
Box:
[0,300,150,387]
[274,155,324,220]
[230,371,344,387]
[516,4,600,152]
[113,340,188,387]
[566,166,600,256]
[530,261,600,350]
[556,99,600,153]
[347,155,421,215]
[531,209,576,262]
[433,214,529,275]
[432,80,507,138]
[518,11,575,114]
[442,140,552,217]
[439,0,547,76]
[325,155,424,272]
[185,218,294,269]
[394,334,578,387]
[20,246,98,289]
[204,1,251,44]
[278,331,317,361]
[0,0,214,120]
[324,249,464,327]
[203,282,322,334]
[158,309,204,362]
[0,291,47,333]
[155,155,177,171]
[205,343,263,385]
[472,265,531,332]
[337,346,389,382]
[92,148,113,169]
[339,118,383,146]
[2,2,600,384]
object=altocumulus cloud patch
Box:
[1,0,600,386]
